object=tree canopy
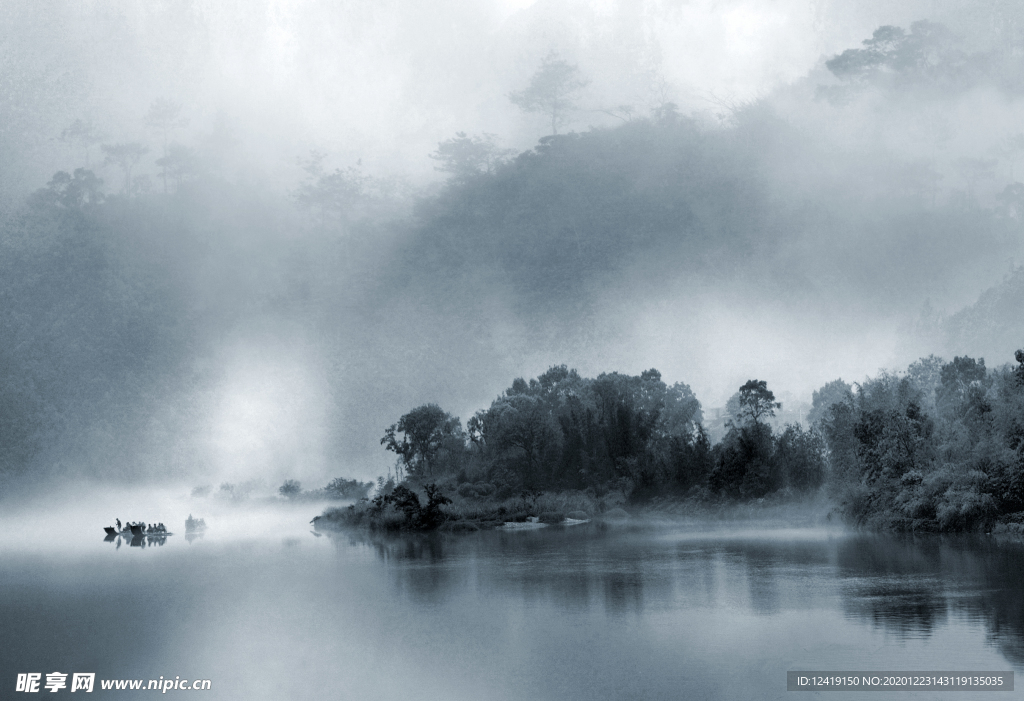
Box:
[509,51,589,135]
[735,380,781,427]
[381,404,464,478]
[429,132,514,183]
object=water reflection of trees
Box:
[836,535,1024,662]
[842,580,948,638]
[334,526,660,612]
[331,526,813,616]
[330,527,1024,663]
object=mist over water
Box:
[3,495,1024,700]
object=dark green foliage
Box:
[336,482,452,531]
[735,379,781,426]
[457,482,496,498]
[381,404,464,479]
[773,425,827,492]
[705,379,824,500]
[710,423,774,499]
[808,379,853,427]
[470,365,704,495]
[420,483,453,530]
[668,426,714,491]
[706,420,824,499]
[853,400,934,483]
[813,350,1024,531]
[381,485,422,524]
[380,368,828,505]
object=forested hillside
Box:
[1,15,1023,502]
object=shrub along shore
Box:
[314,481,628,533]
[315,351,1024,534]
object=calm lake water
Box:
[2,489,1023,700]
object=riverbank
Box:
[314,486,603,533]
[312,483,841,534]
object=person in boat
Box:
[116,518,122,530]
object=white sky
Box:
[57,0,966,182]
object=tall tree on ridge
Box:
[509,51,589,135]
[101,142,149,197]
[144,99,189,193]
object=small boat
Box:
[104,526,117,535]
[502,519,547,530]
[185,515,207,533]
[130,524,144,537]
[102,531,174,543]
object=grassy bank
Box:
[311,479,845,534]
[313,481,635,533]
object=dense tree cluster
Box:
[407,112,1019,343]
[709,391,826,500]
[822,19,1024,98]
[376,349,1024,534]
[814,350,1024,531]
[381,403,465,480]
[277,477,374,501]
[342,482,451,531]
[470,366,706,493]
[381,367,826,502]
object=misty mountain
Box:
[2,5,1024,489]
[396,78,1023,381]
[934,267,1024,363]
